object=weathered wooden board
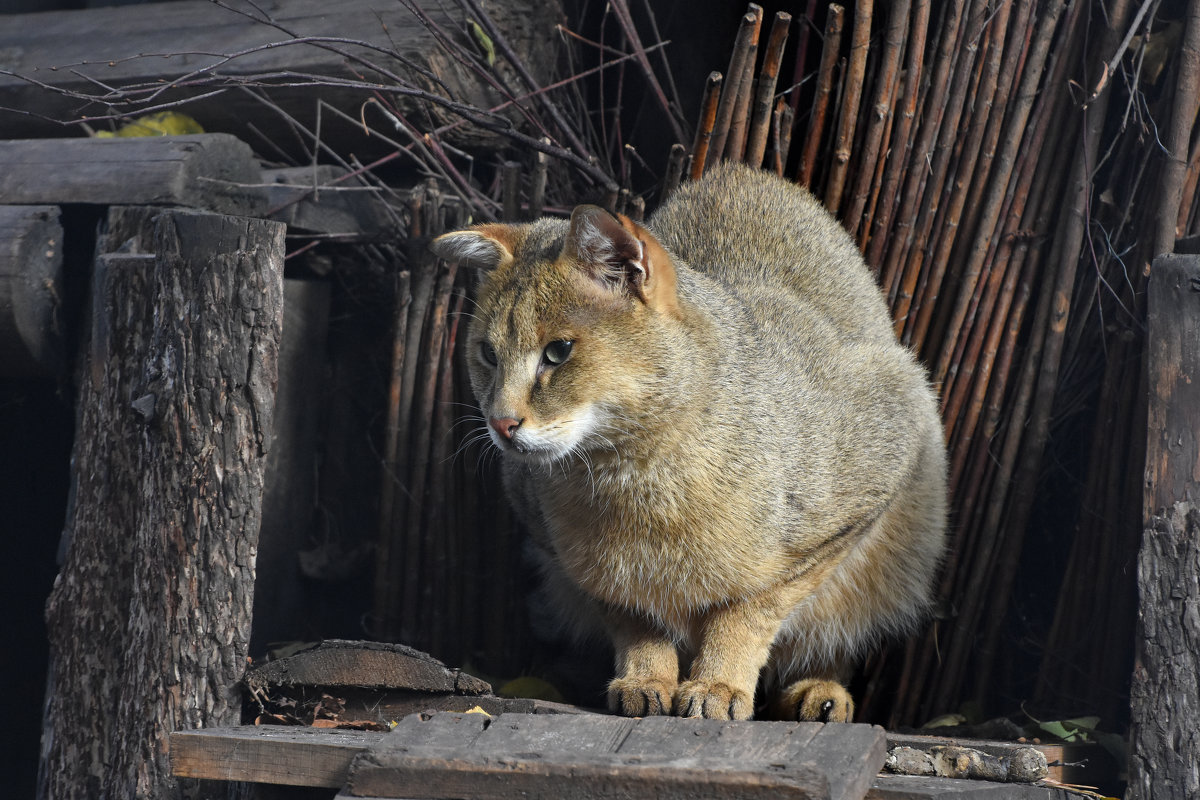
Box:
[0,0,559,155]
[263,166,399,240]
[1128,253,1200,800]
[169,723,1072,798]
[245,639,492,695]
[172,725,387,788]
[867,775,1071,799]
[0,135,265,215]
[0,205,63,377]
[346,713,887,800]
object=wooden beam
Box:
[0,135,265,215]
[867,775,1070,799]
[0,205,63,377]
[263,166,399,241]
[0,0,560,158]
[170,722,1072,798]
[347,713,886,800]
[172,726,385,788]
[1128,253,1200,800]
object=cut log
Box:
[39,207,285,800]
[0,0,561,157]
[1128,253,1200,800]
[0,135,265,215]
[245,639,492,695]
[0,205,63,377]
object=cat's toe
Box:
[607,676,674,717]
[780,678,855,722]
[674,679,754,720]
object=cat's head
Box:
[431,206,681,464]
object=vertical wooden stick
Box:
[709,7,764,169]
[690,72,723,179]
[745,12,793,168]
[796,4,845,187]
[724,5,765,162]
[823,0,874,214]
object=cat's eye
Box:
[543,340,574,366]
[479,340,498,366]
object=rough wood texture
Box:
[245,639,492,695]
[0,135,265,215]
[170,724,1070,798]
[867,775,1070,799]
[883,733,1084,786]
[0,0,560,155]
[172,726,386,789]
[263,167,399,241]
[39,207,285,800]
[347,713,886,800]
[0,205,63,377]
[1128,254,1200,800]
[253,278,331,652]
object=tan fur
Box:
[430,163,947,721]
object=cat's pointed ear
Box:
[564,205,679,315]
[430,223,520,270]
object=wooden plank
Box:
[1128,253,1200,800]
[0,205,63,377]
[0,0,560,156]
[868,775,1071,799]
[253,279,331,651]
[244,639,491,695]
[346,713,887,799]
[0,135,265,215]
[171,726,384,788]
[169,722,1074,799]
[263,166,399,240]
[804,723,890,800]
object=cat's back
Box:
[648,163,891,342]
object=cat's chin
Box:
[489,433,573,465]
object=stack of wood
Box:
[683,0,1200,734]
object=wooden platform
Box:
[171,714,1071,799]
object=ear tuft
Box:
[430,224,518,270]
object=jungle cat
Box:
[430,163,947,722]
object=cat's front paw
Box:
[608,676,675,717]
[674,679,754,720]
[780,678,855,722]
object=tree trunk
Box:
[39,207,285,800]
[1128,254,1200,800]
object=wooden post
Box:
[1128,253,1200,800]
[38,207,285,800]
[0,205,63,377]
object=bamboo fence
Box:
[680,0,1200,729]
[367,0,1200,728]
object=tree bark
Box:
[39,206,285,800]
[1128,254,1200,800]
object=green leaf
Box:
[467,20,496,67]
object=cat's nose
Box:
[488,416,523,441]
